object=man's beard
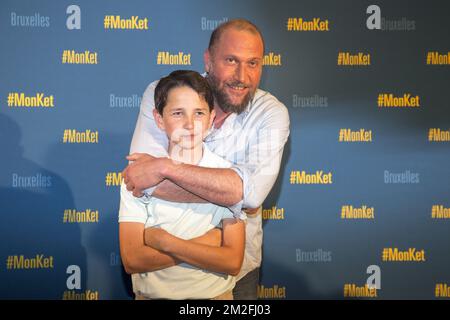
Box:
[207,72,254,115]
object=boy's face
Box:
[153,86,215,151]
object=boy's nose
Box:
[184,116,194,130]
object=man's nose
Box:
[235,64,247,83]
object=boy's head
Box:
[153,70,216,151]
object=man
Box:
[120,19,290,299]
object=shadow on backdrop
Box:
[0,113,86,299]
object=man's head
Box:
[204,19,264,115]
[153,70,215,151]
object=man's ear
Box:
[204,49,212,73]
[153,109,165,131]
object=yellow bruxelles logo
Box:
[104,15,148,30]
[377,93,420,108]
[5,254,54,270]
[157,51,191,65]
[62,50,98,64]
[63,209,99,223]
[62,290,100,300]
[105,172,122,187]
[290,170,333,184]
[286,18,329,31]
[62,129,99,143]
[435,284,450,298]
[337,52,371,66]
[382,248,425,262]
[428,129,450,142]
[262,52,282,66]
[7,92,54,108]
[431,205,450,219]
[257,285,286,299]
[341,205,374,219]
[262,206,285,220]
[343,284,377,298]
[426,52,450,65]
[339,129,372,142]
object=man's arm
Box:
[152,179,207,203]
[126,82,289,209]
[124,154,242,207]
[159,161,242,207]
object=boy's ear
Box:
[153,109,165,131]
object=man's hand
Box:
[122,153,170,197]
[144,227,171,251]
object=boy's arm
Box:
[119,222,178,274]
[144,218,245,276]
[119,181,222,274]
[120,223,223,274]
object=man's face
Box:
[205,28,264,114]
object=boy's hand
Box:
[144,227,171,251]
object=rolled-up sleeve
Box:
[231,104,290,209]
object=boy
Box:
[119,70,245,299]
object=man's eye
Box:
[195,112,205,116]
[172,112,182,116]
[226,58,236,64]
[249,61,258,67]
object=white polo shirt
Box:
[119,145,243,299]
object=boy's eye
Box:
[195,111,205,116]
[172,111,182,116]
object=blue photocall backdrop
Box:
[1,0,449,299]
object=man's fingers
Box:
[133,189,144,197]
[122,166,129,184]
[127,153,156,162]
[126,182,135,192]
[126,154,137,161]
[127,153,146,161]
[121,169,128,183]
